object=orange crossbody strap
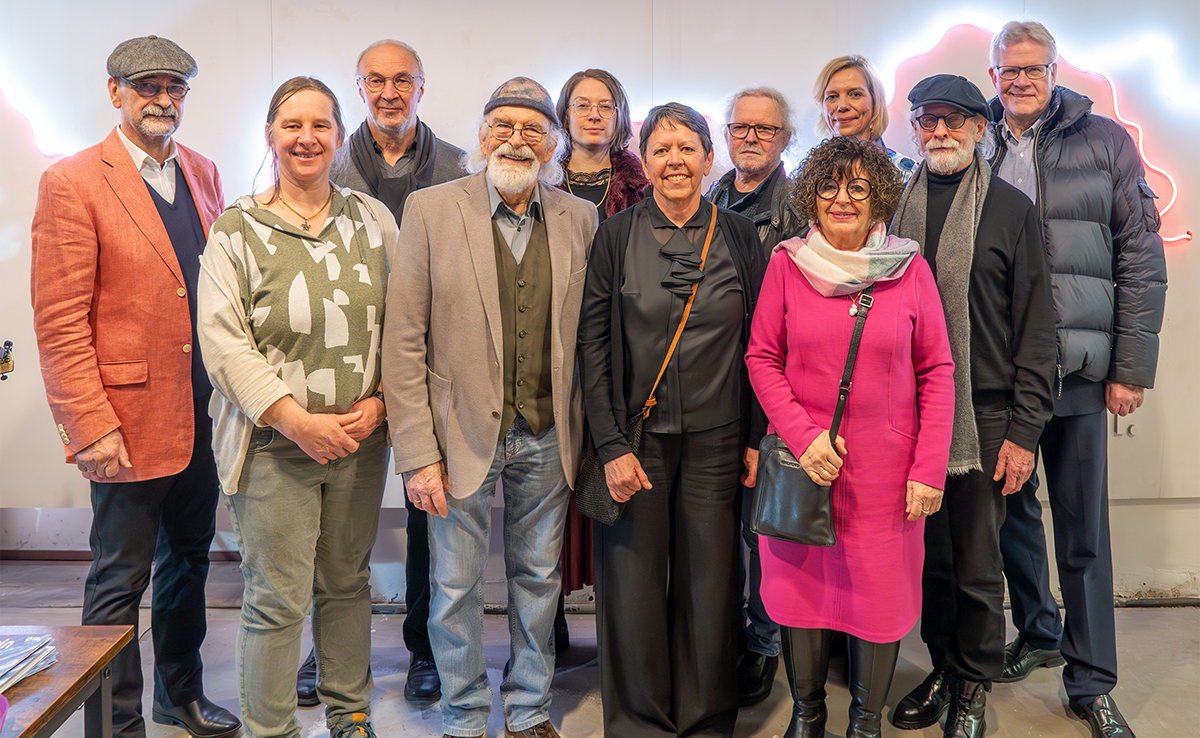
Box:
[642,203,718,419]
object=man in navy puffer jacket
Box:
[984,20,1166,738]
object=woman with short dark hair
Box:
[746,135,955,737]
[578,102,766,736]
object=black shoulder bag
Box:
[750,284,874,546]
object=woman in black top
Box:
[577,102,766,737]
[552,69,650,649]
[555,69,649,221]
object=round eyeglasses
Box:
[357,73,422,94]
[488,121,547,145]
[915,113,969,131]
[122,78,189,101]
[816,177,871,201]
[726,123,782,141]
[571,99,615,119]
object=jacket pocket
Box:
[1138,179,1161,233]
[98,360,148,386]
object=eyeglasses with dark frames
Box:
[726,123,782,141]
[488,121,547,145]
[992,63,1054,81]
[816,177,872,201]
[122,77,189,101]
[571,99,615,119]
[357,73,423,94]
[915,112,969,131]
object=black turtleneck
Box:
[924,166,966,279]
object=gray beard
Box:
[925,140,973,175]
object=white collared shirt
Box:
[116,126,180,203]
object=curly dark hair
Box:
[790,136,902,226]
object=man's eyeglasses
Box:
[571,99,615,119]
[816,177,872,201]
[357,73,422,93]
[992,63,1054,81]
[915,112,969,131]
[122,78,189,101]
[488,121,547,145]
[726,123,783,141]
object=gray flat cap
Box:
[483,76,556,123]
[107,35,198,81]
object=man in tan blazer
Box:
[30,36,239,738]
[382,77,597,738]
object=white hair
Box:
[355,39,424,76]
[461,115,567,186]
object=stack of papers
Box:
[0,635,58,693]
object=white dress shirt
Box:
[116,126,180,203]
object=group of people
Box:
[30,18,1165,738]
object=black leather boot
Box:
[845,636,901,738]
[944,678,987,738]
[780,626,829,738]
[891,668,951,729]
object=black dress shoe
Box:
[404,653,441,705]
[1070,694,1137,737]
[736,652,778,706]
[995,637,1065,683]
[944,678,987,738]
[891,668,950,730]
[152,696,241,738]
[296,649,319,707]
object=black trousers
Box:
[920,407,1010,683]
[402,497,434,658]
[1000,409,1117,701]
[595,422,742,737]
[83,395,219,738]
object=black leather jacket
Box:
[704,163,805,256]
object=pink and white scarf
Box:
[776,221,919,297]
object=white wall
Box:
[1,0,1197,596]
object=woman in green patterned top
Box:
[197,77,398,738]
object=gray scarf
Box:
[891,151,990,475]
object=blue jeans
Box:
[429,417,568,736]
[227,425,388,738]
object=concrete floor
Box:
[1,561,1197,737]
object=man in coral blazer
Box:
[30,36,239,738]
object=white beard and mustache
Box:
[137,103,179,137]
[923,135,974,175]
[487,142,542,196]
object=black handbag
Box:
[750,284,874,546]
[575,205,718,525]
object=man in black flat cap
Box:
[887,74,1057,738]
[31,35,239,738]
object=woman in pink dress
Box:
[746,135,955,738]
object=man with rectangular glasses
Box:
[30,35,239,738]
[703,87,803,709]
[888,74,1056,738]
[986,20,1167,738]
[381,77,596,738]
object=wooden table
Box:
[0,625,134,738]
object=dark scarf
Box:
[348,118,436,228]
